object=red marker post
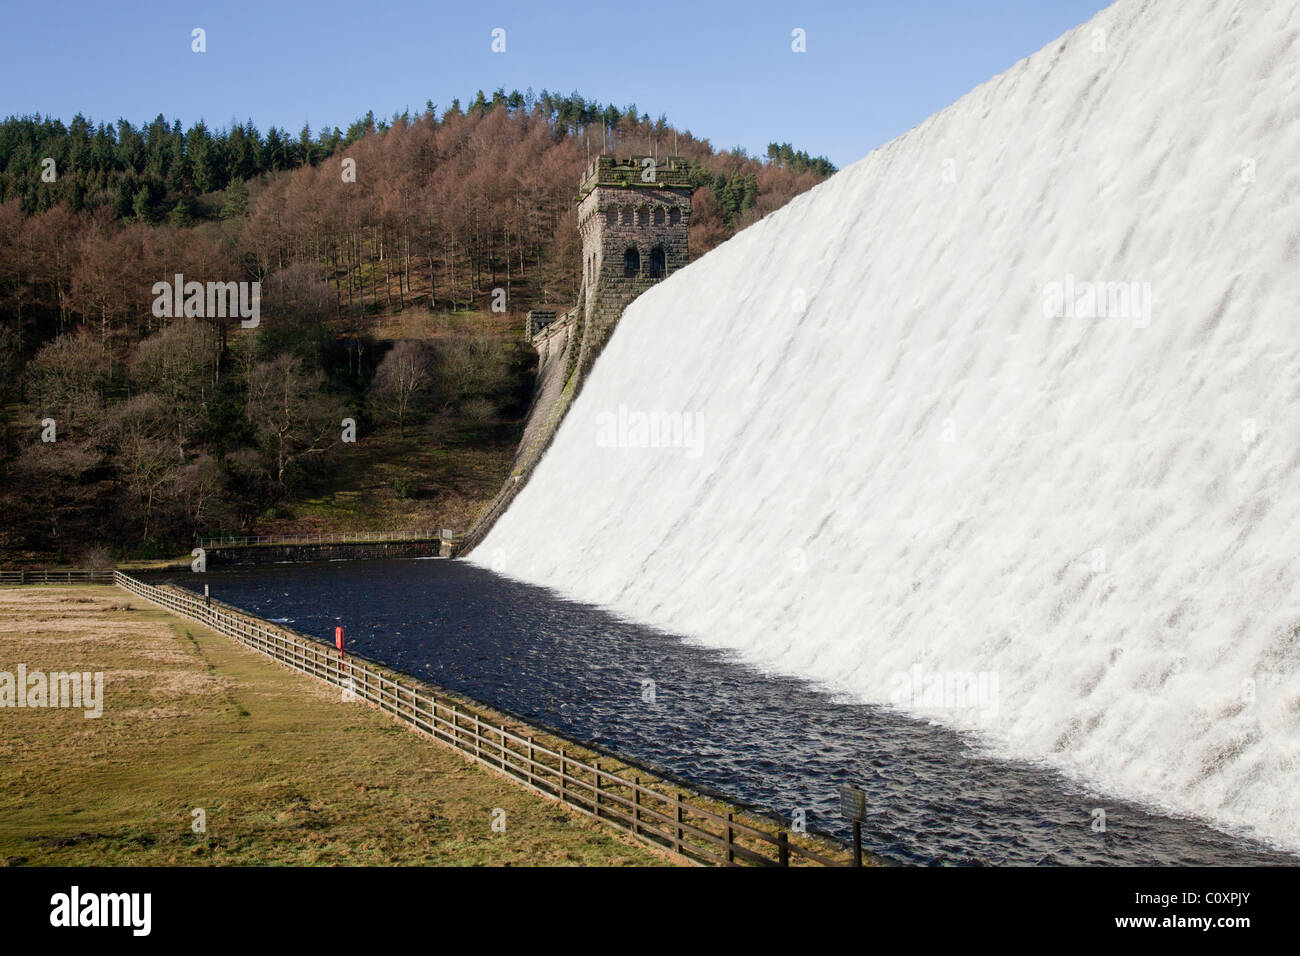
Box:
[333,625,355,699]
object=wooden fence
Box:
[113,570,847,867]
[0,568,115,585]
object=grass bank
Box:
[0,585,670,866]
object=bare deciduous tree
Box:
[26,328,111,432]
[245,354,344,487]
[130,319,214,461]
[370,339,433,436]
[103,393,177,540]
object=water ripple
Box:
[158,559,1296,866]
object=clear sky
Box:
[0,0,1113,169]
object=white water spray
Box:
[477,0,1300,851]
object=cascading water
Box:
[474,0,1300,852]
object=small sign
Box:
[334,626,344,652]
[839,783,867,822]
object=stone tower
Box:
[575,155,693,369]
[456,155,693,555]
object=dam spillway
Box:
[473,0,1300,852]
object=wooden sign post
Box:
[839,783,866,867]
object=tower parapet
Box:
[576,154,694,195]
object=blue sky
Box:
[1,0,1112,169]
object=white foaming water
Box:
[476,0,1300,851]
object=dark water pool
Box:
[153,558,1296,866]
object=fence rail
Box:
[0,569,115,585]
[112,570,846,867]
[197,530,448,549]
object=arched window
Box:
[654,207,665,225]
[648,245,666,279]
[669,207,681,225]
[606,207,617,227]
[623,246,640,277]
[637,207,649,226]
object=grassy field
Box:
[0,586,671,866]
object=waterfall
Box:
[475,0,1300,851]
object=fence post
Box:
[726,812,735,864]
[633,777,641,836]
[778,831,790,867]
[473,714,481,759]
[500,723,508,771]
[594,762,601,817]
[560,750,567,804]
[675,793,684,855]
[452,706,459,748]
[527,737,536,787]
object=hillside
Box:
[0,93,835,563]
